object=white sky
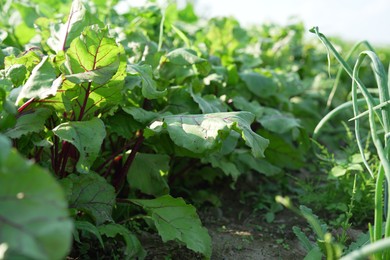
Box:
[195,0,390,45]
[119,0,390,45]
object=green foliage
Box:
[98,223,146,259]
[53,118,106,173]
[0,134,73,260]
[61,173,116,225]
[131,195,212,259]
[1,0,388,259]
[127,153,170,196]
[146,112,269,157]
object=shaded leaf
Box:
[190,91,226,114]
[237,152,281,176]
[240,71,277,98]
[293,226,314,252]
[0,135,11,164]
[61,173,115,225]
[5,108,52,138]
[53,117,106,173]
[131,195,211,258]
[232,96,264,118]
[202,154,241,181]
[259,130,304,169]
[99,223,146,260]
[104,110,139,138]
[127,153,170,196]
[74,221,104,248]
[159,48,211,83]
[304,247,323,260]
[164,48,211,75]
[259,109,301,134]
[0,138,73,260]
[127,64,167,99]
[122,106,160,124]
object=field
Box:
[1,0,390,259]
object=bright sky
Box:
[195,0,390,45]
[119,0,390,45]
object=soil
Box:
[140,176,308,260]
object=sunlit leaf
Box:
[147,112,269,158]
[47,0,103,52]
[16,56,61,104]
[66,25,120,74]
[65,58,120,85]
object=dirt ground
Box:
[141,208,306,259]
[141,177,308,260]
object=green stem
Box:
[374,166,384,242]
[340,237,390,260]
[158,8,165,52]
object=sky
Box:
[119,0,390,45]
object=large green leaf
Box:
[98,223,146,260]
[0,135,73,260]
[61,173,115,225]
[15,56,61,104]
[52,117,106,173]
[47,0,102,52]
[60,25,123,118]
[65,58,120,85]
[127,153,170,196]
[4,108,52,138]
[146,112,269,158]
[66,25,121,75]
[131,195,211,259]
